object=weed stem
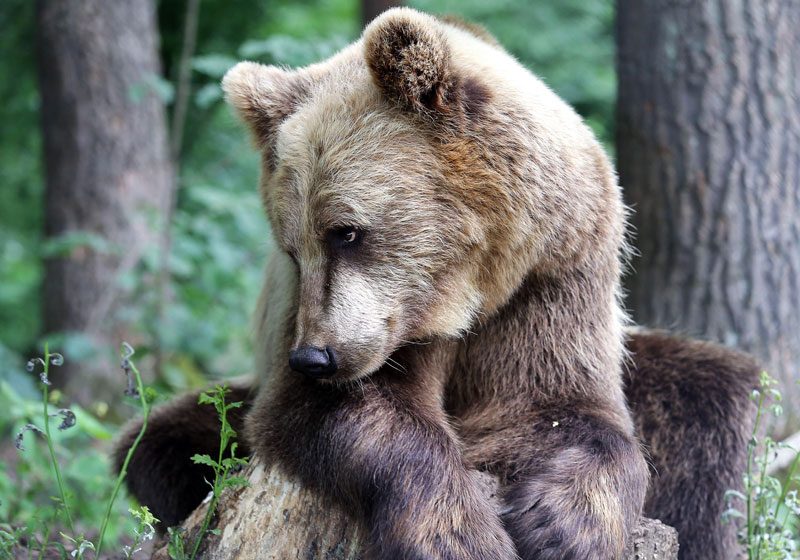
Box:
[41,342,75,536]
[95,349,151,558]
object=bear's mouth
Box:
[322,326,400,384]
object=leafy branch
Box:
[185,385,248,559]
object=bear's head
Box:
[223,8,625,382]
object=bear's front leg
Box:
[246,366,518,560]
[463,402,648,560]
[505,408,647,560]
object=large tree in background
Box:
[616,0,800,435]
[36,0,173,400]
[362,0,402,26]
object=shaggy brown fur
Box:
[625,331,758,560]
[116,9,758,560]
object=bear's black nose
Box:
[289,346,338,378]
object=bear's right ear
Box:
[222,61,309,152]
[363,8,457,117]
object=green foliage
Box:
[0,0,42,353]
[2,345,156,557]
[33,345,77,537]
[178,385,248,559]
[160,385,247,560]
[94,343,156,558]
[124,506,158,559]
[167,527,188,560]
[725,372,800,559]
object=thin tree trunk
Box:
[154,0,201,381]
[361,0,403,27]
[616,0,800,435]
[152,461,679,559]
[36,0,173,401]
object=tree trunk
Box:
[36,0,173,401]
[361,0,403,27]
[616,0,800,435]
[151,461,679,559]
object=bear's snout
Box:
[289,345,338,379]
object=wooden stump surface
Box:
[152,461,678,559]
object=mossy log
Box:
[152,461,678,559]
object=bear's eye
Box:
[327,226,363,251]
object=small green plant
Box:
[123,505,158,559]
[182,385,248,560]
[9,342,156,558]
[0,524,31,558]
[16,343,85,555]
[724,371,800,559]
[95,342,156,557]
[167,527,187,560]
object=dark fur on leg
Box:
[458,403,648,560]
[247,348,518,560]
[624,331,759,560]
[113,383,254,529]
[501,412,648,560]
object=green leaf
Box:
[221,476,248,489]
[167,527,186,560]
[194,83,222,109]
[40,231,117,258]
[143,386,159,404]
[191,55,238,78]
[190,454,219,469]
[221,425,235,440]
[221,455,247,470]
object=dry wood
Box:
[152,460,678,559]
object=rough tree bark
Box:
[36,0,173,401]
[616,0,800,435]
[152,461,679,559]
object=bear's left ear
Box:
[222,61,310,153]
[363,8,458,116]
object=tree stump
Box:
[152,461,678,559]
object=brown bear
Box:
[116,9,758,560]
